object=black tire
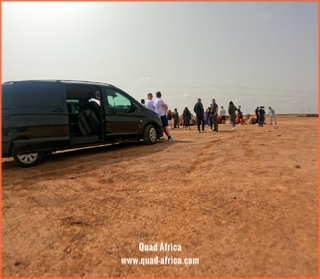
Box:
[143,124,157,145]
[13,149,43,168]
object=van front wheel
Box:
[143,124,157,145]
[13,150,43,168]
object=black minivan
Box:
[2,80,163,167]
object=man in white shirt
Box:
[154,91,176,141]
[268,107,277,124]
[220,106,226,126]
[145,93,155,112]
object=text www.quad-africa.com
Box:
[121,256,199,265]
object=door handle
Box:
[52,108,64,113]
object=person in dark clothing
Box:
[255,106,259,125]
[183,107,191,130]
[237,106,243,125]
[167,110,174,129]
[173,108,180,128]
[205,108,209,126]
[194,98,205,132]
[207,107,212,128]
[228,101,237,131]
[210,98,219,132]
[258,106,265,127]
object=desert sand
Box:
[2,115,318,277]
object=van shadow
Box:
[2,141,172,171]
[45,141,172,168]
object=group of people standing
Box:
[193,99,244,132]
[142,92,175,141]
[141,93,277,140]
[166,108,180,130]
[254,106,277,127]
[193,98,220,133]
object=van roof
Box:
[2,79,115,88]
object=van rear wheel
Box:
[143,124,157,145]
[13,149,43,168]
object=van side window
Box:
[66,99,80,113]
[106,89,131,110]
[12,81,64,107]
[2,84,11,108]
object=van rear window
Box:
[12,81,64,107]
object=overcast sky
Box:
[2,2,318,114]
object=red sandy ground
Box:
[1,115,318,277]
